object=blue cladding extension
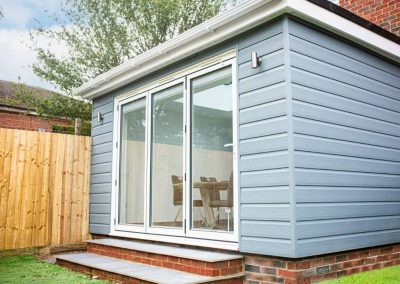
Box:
[88,15,400,258]
[288,18,400,257]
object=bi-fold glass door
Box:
[116,79,186,236]
[118,94,147,232]
[114,58,237,242]
[186,64,236,241]
[148,80,186,236]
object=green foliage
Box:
[1,82,92,136]
[321,265,400,284]
[52,124,75,134]
[0,255,109,283]
[117,0,228,54]
[3,82,91,121]
[30,0,231,94]
[52,120,91,136]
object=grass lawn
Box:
[321,265,400,284]
[0,254,109,284]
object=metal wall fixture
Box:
[97,112,103,122]
[251,52,262,68]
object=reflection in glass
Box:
[191,66,234,232]
[119,98,146,225]
[151,84,184,228]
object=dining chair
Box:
[171,175,203,225]
[208,172,234,231]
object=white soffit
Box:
[75,0,400,99]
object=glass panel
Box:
[191,66,234,232]
[150,84,184,228]
[119,98,146,226]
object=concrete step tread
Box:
[87,238,242,262]
[56,252,243,284]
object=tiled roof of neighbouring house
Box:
[0,80,59,111]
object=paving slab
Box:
[87,238,242,262]
[56,252,243,284]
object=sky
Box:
[0,0,67,91]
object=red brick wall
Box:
[245,243,400,283]
[87,242,243,277]
[0,110,71,132]
[339,0,400,36]
[86,236,400,283]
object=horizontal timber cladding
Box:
[288,18,400,257]
[238,18,294,257]
[90,94,114,234]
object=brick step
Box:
[56,252,244,284]
[86,238,244,277]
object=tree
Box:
[11,82,91,121]
[2,81,92,135]
[30,0,231,94]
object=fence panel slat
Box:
[76,136,85,243]
[51,133,66,246]
[13,130,27,249]
[40,132,52,246]
[24,131,39,247]
[4,130,19,249]
[32,132,43,247]
[62,135,73,244]
[70,136,80,243]
[0,128,91,250]
[0,129,11,250]
[82,137,91,241]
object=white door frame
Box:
[113,91,148,234]
[185,58,239,243]
[109,51,239,248]
[146,78,186,237]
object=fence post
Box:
[74,118,82,135]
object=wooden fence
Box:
[0,128,91,250]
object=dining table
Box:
[192,180,229,227]
[173,180,229,227]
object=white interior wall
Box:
[122,141,232,225]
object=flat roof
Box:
[308,0,400,44]
[74,0,400,99]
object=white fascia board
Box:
[75,0,279,99]
[75,0,400,99]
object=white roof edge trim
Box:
[75,0,400,99]
[74,0,278,99]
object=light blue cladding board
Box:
[237,18,294,257]
[90,94,114,234]
[287,18,400,257]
